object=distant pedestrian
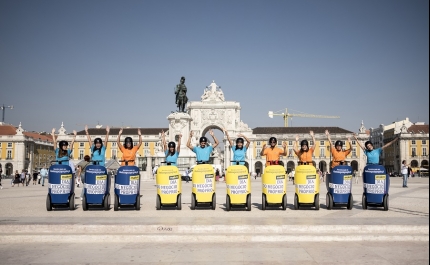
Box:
[215,169,220,181]
[401,160,409,188]
[291,169,295,182]
[32,171,38,185]
[185,167,190,183]
[152,165,159,179]
[25,170,31,186]
[40,166,48,186]
[20,170,26,185]
[0,172,3,189]
[77,155,91,201]
[13,170,21,187]
[353,170,359,184]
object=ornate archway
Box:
[255,161,263,174]
[188,81,252,171]
[421,160,428,168]
[318,161,327,172]
[287,161,295,173]
[351,160,358,172]
[411,160,419,168]
[5,163,13,176]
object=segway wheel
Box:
[326,193,333,210]
[314,193,320,211]
[362,193,367,210]
[190,193,196,210]
[383,194,389,211]
[282,194,287,211]
[294,194,299,210]
[46,194,52,211]
[246,194,252,211]
[347,194,353,210]
[177,194,182,210]
[82,195,88,211]
[103,194,110,211]
[156,195,161,210]
[69,193,75,211]
[211,193,216,210]
[262,194,267,211]
[226,194,231,211]
[114,194,119,211]
[135,195,141,211]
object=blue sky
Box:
[0,0,428,134]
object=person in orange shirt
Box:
[117,128,142,166]
[260,137,287,166]
[293,130,317,164]
[326,130,352,169]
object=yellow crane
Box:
[268,108,340,127]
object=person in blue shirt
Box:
[51,128,76,165]
[224,129,250,165]
[353,133,399,165]
[187,130,219,162]
[84,125,110,166]
[161,130,181,166]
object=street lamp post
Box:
[1,104,13,123]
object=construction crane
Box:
[268,108,340,127]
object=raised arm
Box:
[136,129,142,149]
[347,137,353,151]
[282,141,287,156]
[293,134,300,153]
[187,131,194,151]
[70,130,77,152]
[260,143,266,156]
[85,125,92,147]
[117,128,124,150]
[104,126,110,145]
[51,128,57,150]
[161,130,167,152]
[224,129,233,147]
[381,135,399,150]
[209,130,219,148]
[177,134,182,153]
[325,130,332,148]
[310,131,317,151]
[353,133,366,151]
[238,133,251,149]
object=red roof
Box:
[0,125,17,135]
[407,125,429,134]
[23,131,53,142]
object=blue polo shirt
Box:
[232,146,247,165]
[91,145,106,166]
[192,146,213,162]
[165,150,179,166]
[364,148,382,165]
[55,148,71,165]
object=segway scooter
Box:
[261,161,287,211]
[326,162,353,210]
[191,161,216,210]
[294,162,320,210]
[225,161,251,211]
[362,164,390,211]
[156,161,182,210]
[46,160,75,211]
[82,160,110,211]
[114,160,140,211]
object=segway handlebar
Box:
[90,160,102,165]
[298,161,314,165]
[161,161,173,166]
[119,160,134,166]
[268,160,281,165]
[230,160,245,165]
[196,160,209,165]
[50,160,68,165]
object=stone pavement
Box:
[0,176,428,263]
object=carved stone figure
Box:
[175,76,188,112]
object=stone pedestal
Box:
[167,112,196,170]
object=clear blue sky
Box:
[1,0,428,134]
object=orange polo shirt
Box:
[294,147,315,163]
[263,147,284,166]
[119,145,139,166]
[331,147,351,168]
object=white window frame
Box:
[7,142,12,148]
[79,142,85,147]
[422,140,427,144]
[423,147,427,156]
[79,150,84,160]
[320,141,325,146]
[144,142,149,147]
[111,150,117,159]
[7,150,12,159]
[412,140,416,145]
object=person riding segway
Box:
[187,130,219,210]
[114,128,142,211]
[293,131,320,210]
[353,133,399,210]
[260,137,287,210]
[155,131,182,210]
[224,129,252,211]
[46,128,77,211]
